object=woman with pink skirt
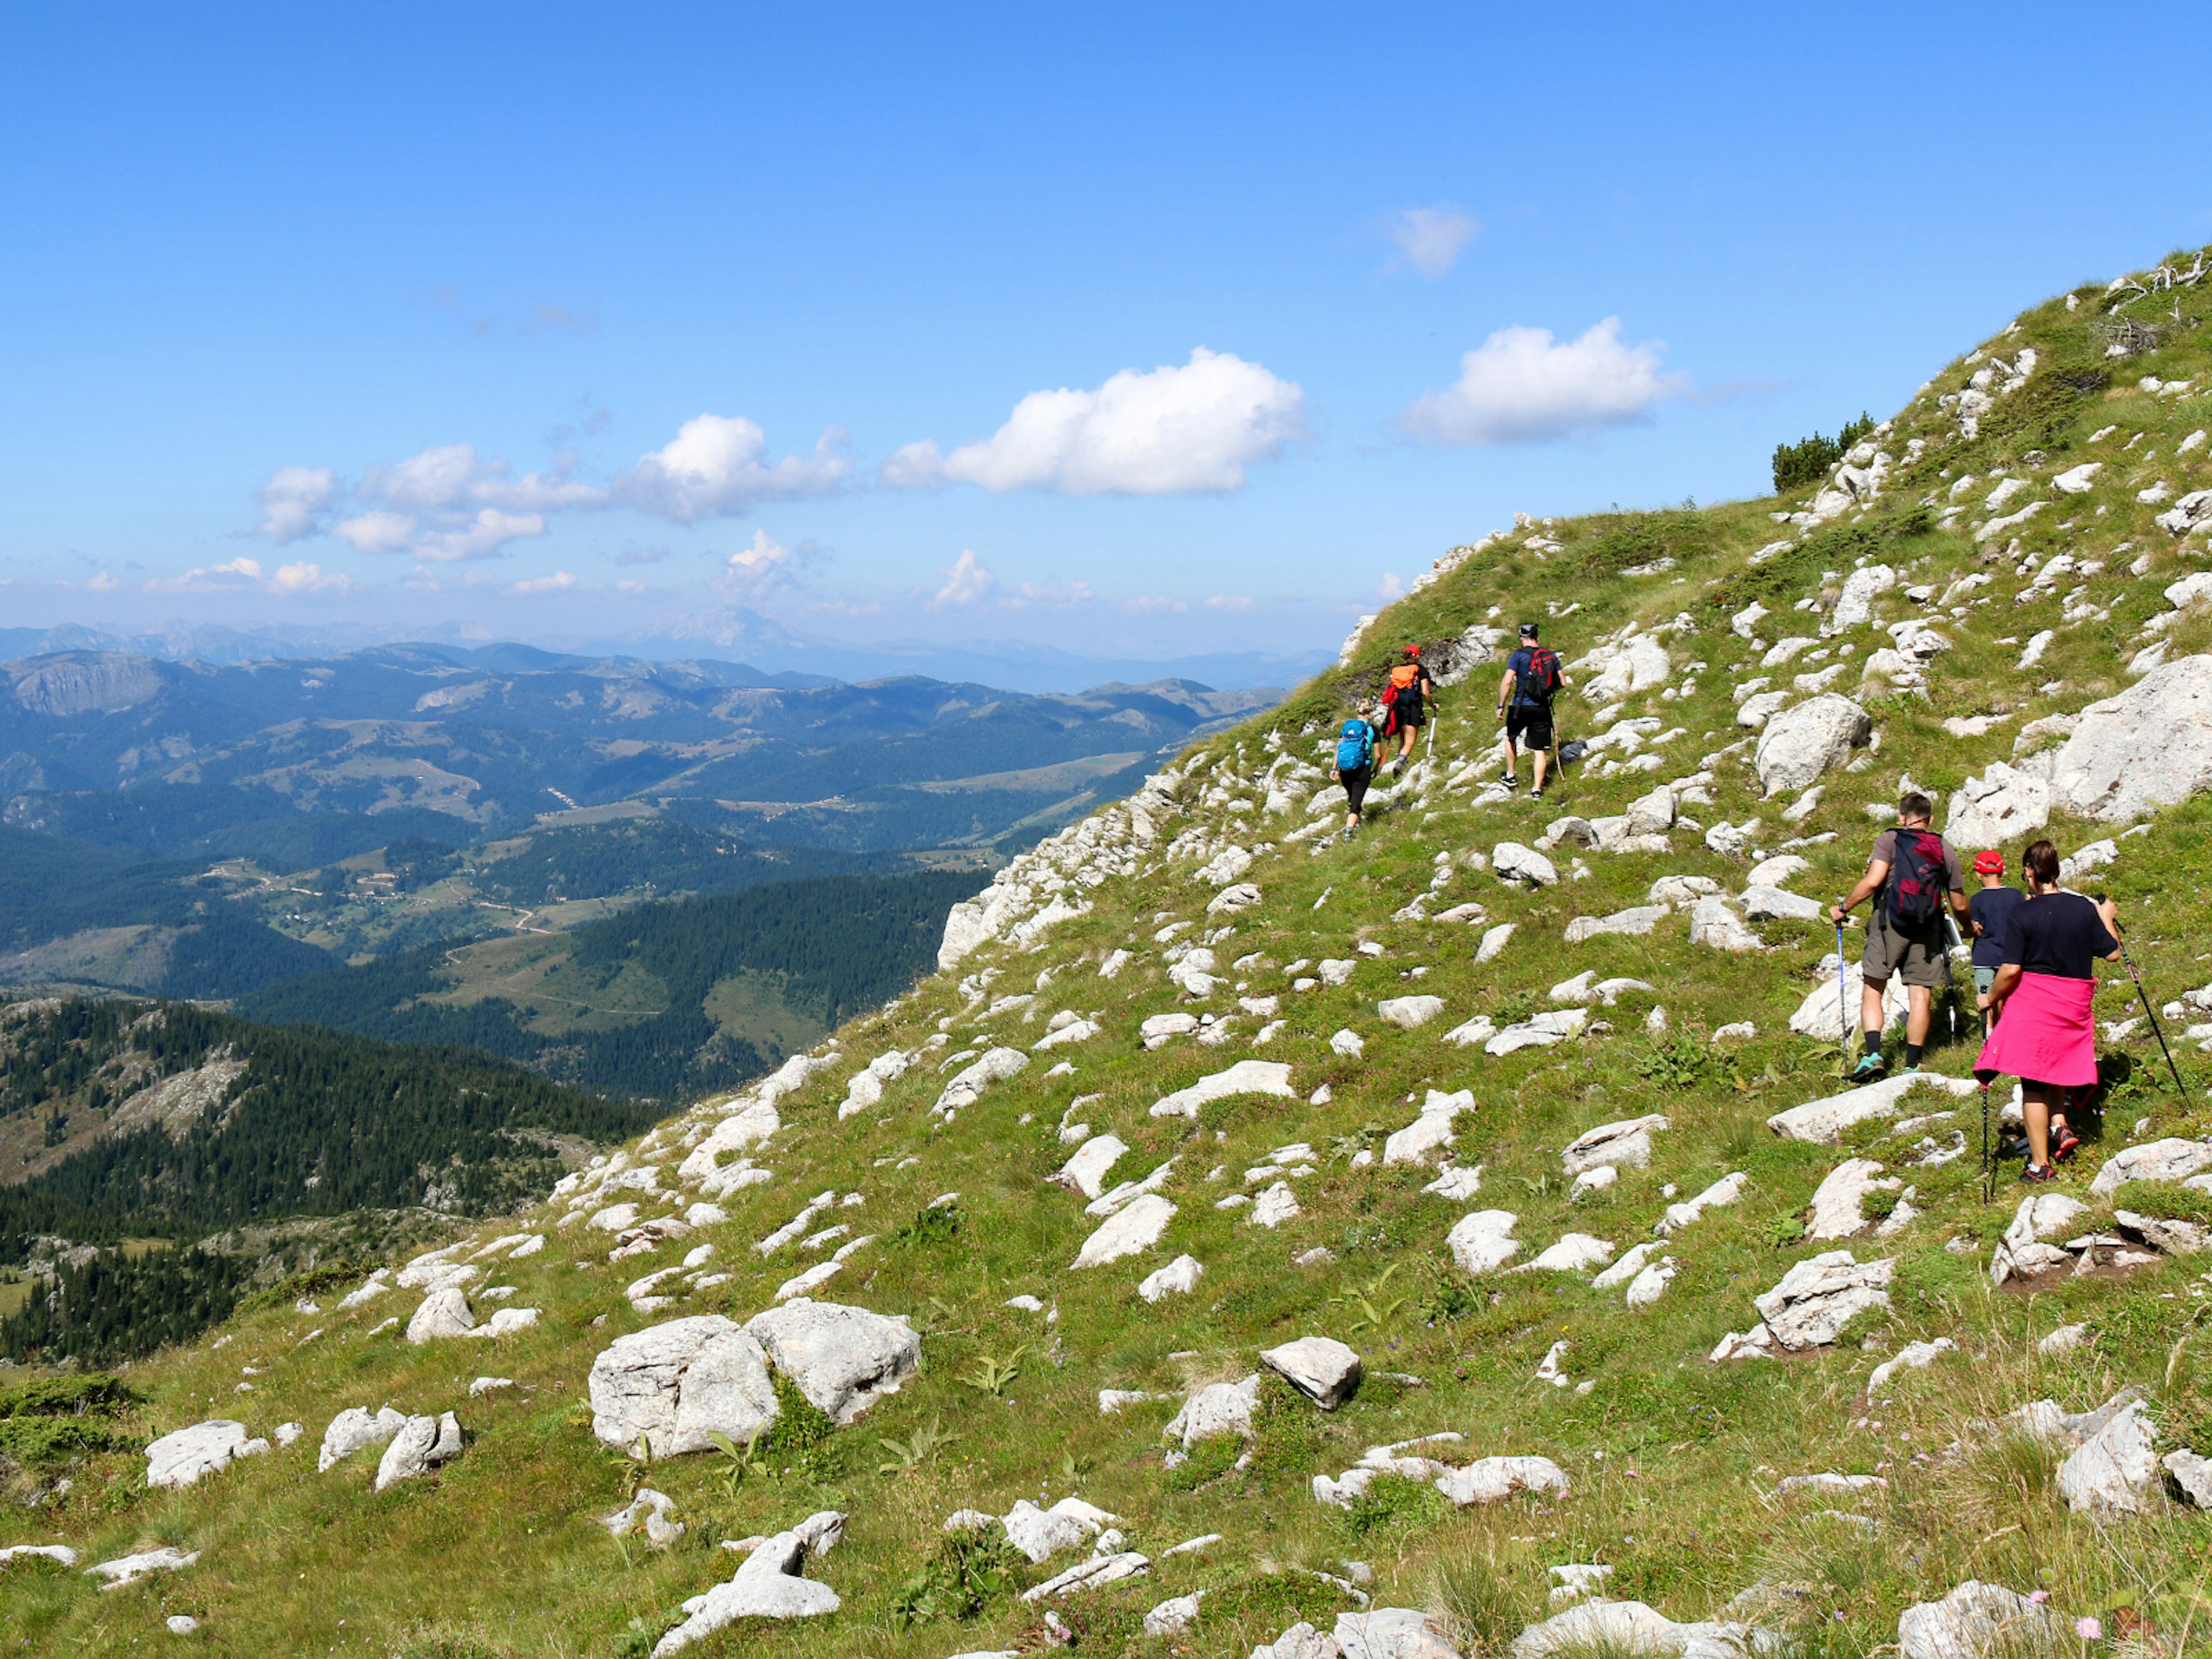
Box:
[1975,839,2121,1183]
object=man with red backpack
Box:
[1381,646,1435,780]
[1828,793,1973,1081]
[1495,623,1566,797]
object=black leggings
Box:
[1342,767,1373,815]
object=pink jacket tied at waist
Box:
[1975,970,2099,1088]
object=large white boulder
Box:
[932,1047,1028,1118]
[145,1420,260,1490]
[1072,1192,1177,1266]
[654,1511,847,1653]
[744,1300,921,1425]
[373,1411,464,1492]
[1139,1254,1205,1302]
[1260,1337,1363,1410]
[2056,1400,2161,1514]
[1377,995,1445,1029]
[1561,1115,1668,1176]
[1446,1210,1520,1274]
[1493,843,1559,888]
[1149,1060,1295,1119]
[407,1287,478,1343]
[1689,896,1764,953]
[1056,1134,1130,1200]
[1752,1252,1893,1351]
[2050,654,2212,821]
[1789,960,1910,1043]
[317,1406,409,1474]
[2088,1138,2212,1197]
[1767,1073,1977,1142]
[1165,1376,1262,1446]
[1437,1455,1570,1508]
[1896,1582,2058,1659]
[588,1315,781,1456]
[1755,695,1872,794]
[1806,1158,1900,1240]
[1832,563,1897,630]
[1510,1597,1753,1659]
[1944,761,2053,849]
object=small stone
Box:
[1261,1336,1363,1410]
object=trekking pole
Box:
[2101,899,2191,1100]
[1979,1075,1993,1205]
[1834,920,1852,1080]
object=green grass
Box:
[14,243,2212,1657]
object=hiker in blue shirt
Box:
[1495,623,1569,797]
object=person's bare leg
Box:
[2023,1083,2054,1169]
[1532,747,1550,791]
[1500,733,1518,782]
[1906,986,1933,1050]
[1859,978,1889,1043]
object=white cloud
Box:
[713,530,806,606]
[1001,578,1096,609]
[146,556,349,595]
[255,465,339,542]
[618,415,850,522]
[1395,317,1687,446]
[930,549,997,608]
[413,510,547,563]
[1387,206,1479,278]
[887,348,1305,497]
[1203,593,1256,611]
[355,442,604,515]
[330,510,416,556]
[85,571,119,592]
[508,571,578,596]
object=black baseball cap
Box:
[1518,622,1540,638]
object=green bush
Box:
[888,1527,1020,1626]
[1341,1471,1450,1537]
[1771,413,1873,493]
[1163,1432,1243,1493]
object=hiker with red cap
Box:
[1974,838,2122,1183]
[1829,792,1972,1081]
[1967,849,2024,1024]
[1381,645,1435,781]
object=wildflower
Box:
[2031,1592,2051,1605]
[2076,1618,2103,1641]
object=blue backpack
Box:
[1335,719,1374,772]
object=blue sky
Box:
[5,2,2211,669]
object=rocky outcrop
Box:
[1755,695,1872,794]
[653,1511,846,1653]
[373,1412,464,1491]
[145,1419,265,1490]
[743,1300,921,1424]
[588,1315,780,1456]
[1261,1337,1363,1409]
[318,1406,409,1473]
[2050,654,2212,821]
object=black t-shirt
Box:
[1968,885,2026,970]
[1999,891,2119,980]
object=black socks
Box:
[1904,1043,1925,1068]
[1862,1031,1883,1060]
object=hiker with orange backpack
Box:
[1495,623,1567,797]
[1828,792,1974,1081]
[1381,646,1435,780]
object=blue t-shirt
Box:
[1968,885,2025,970]
[1506,647,1551,709]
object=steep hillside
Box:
[11,251,2212,1659]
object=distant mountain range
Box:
[0,617,1334,696]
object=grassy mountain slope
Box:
[11,251,2212,1657]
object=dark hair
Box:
[2023,839,2061,886]
[1899,792,1933,823]
[1518,622,1540,638]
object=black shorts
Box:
[1340,766,1373,813]
[1392,705,1426,730]
[1506,706,1554,750]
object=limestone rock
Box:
[1790,959,1910,1043]
[1655,1172,1748,1235]
[1896,1581,2058,1659]
[1002,1497,1115,1564]
[2056,1399,2160,1513]
[85,1547,200,1589]
[406,1287,478,1343]
[1493,843,1559,888]
[1626,1257,1678,1307]
[1073,1192,1177,1266]
[1767,1073,1977,1142]
[933,1047,1028,1118]
[2089,1138,2212,1196]
[1056,1134,1130,1200]
[2050,654,2212,822]
[1146,1593,1207,1637]
[1807,1158,1900,1240]
[1755,695,1872,794]
[1945,762,2052,849]
[1377,995,1445,1029]
[1139,1255,1204,1303]
[1866,1337,1957,1395]
[1743,884,1826,923]
[1689,896,1764,953]
[588,1315,780,1456]
[1261,1337,1363,1409]
[1149,1060,1296,1119]
[1383,1089,1474,1166]
[1165,1376,1262,1445]
[1446,1210,1520,1274]
[1437,1456,1569,1507]
[145,1420,255,1490]
[653,1511,847,1653]
[0,1544,77,1566]
[1511,1597,1760,1659]
[744,1300,921,1425]
[2164,1448,2212,1508]
[1623,785,1679,836]
[373,1411,464,1491]
[1020,1549,1150,1602]
[317,1405,409,1473]
[1250,1182,1301,1228]
[1334,1608,1457,1659]
[1484,1009,1587,1056]
[1520,1233,1614,1272]
[1752,1252,1893,1351]
[1561,1115,1668,1176]
[1564,905,1667,943]
[603,1488,685,1548]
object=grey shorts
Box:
[1861,909,1949,990]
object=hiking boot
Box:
[2052,1124,2082,1163]
[1847,1052,1888,1084]
[2020,1162,2056,1184]
[1499,771,1518,789]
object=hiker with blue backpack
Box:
[1828,792,1974,1081]
[1495,623,1567,797]
[1330,709,1381,842]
